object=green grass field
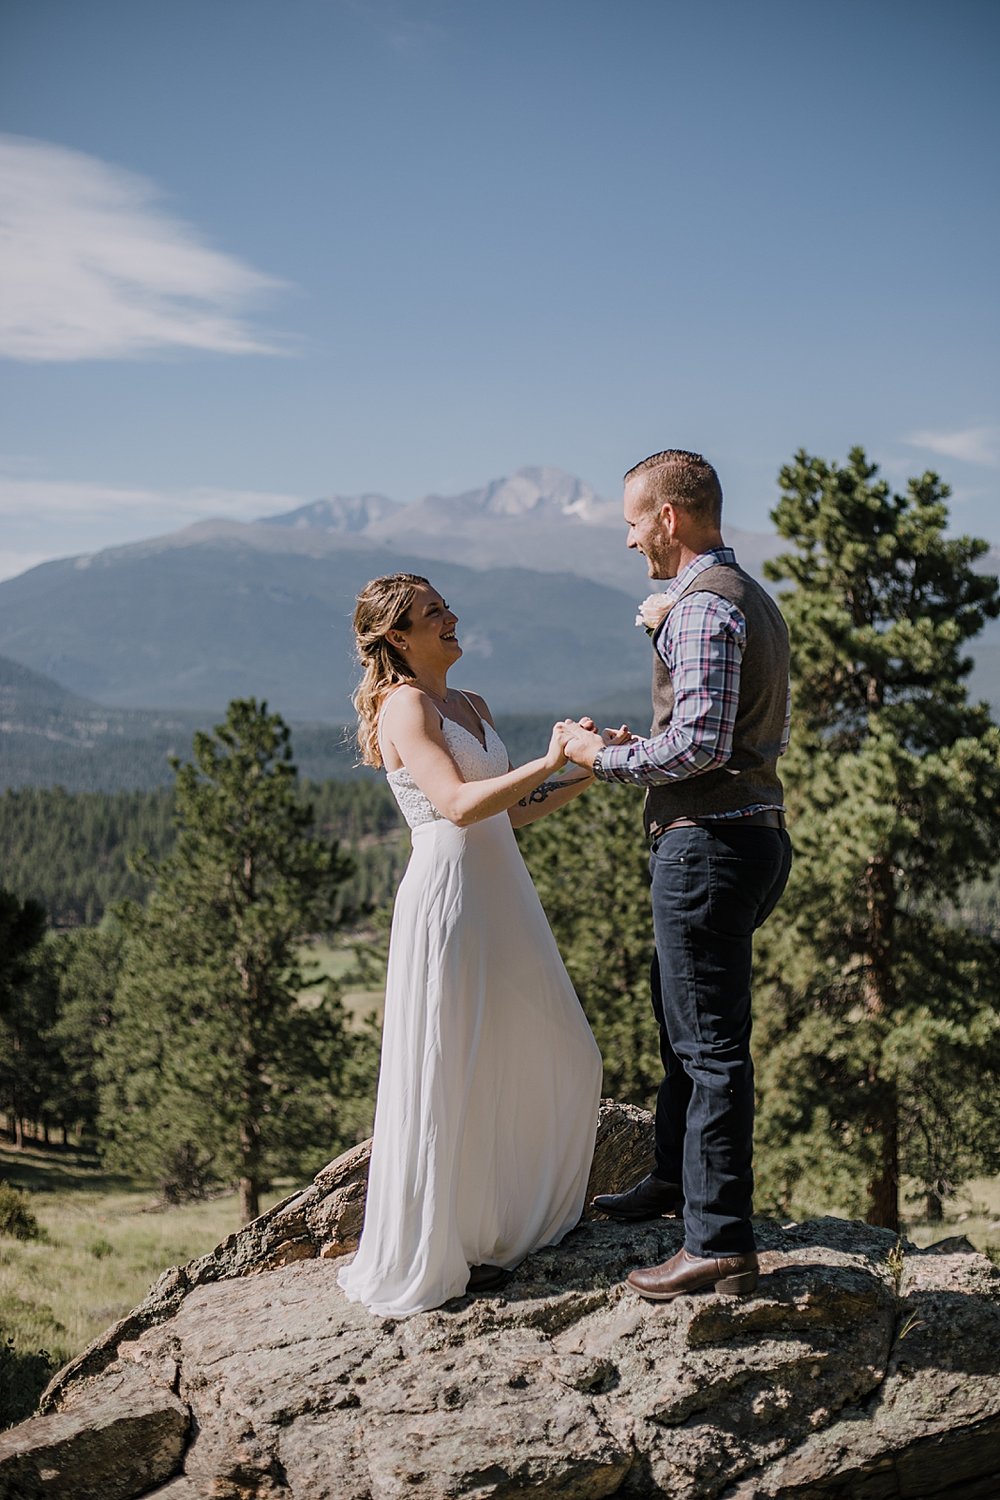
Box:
[297,934,385,1023]
[0,931,386,1426]
[0,1139,291,1424]
[903,1175,1000,1254]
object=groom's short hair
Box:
[625,450,723,526]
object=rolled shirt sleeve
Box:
[595,593,747,786]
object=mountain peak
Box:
[258,494,401,534]
[251,469,615,534]
[459,466,612,521]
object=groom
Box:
[562,449,792,1300]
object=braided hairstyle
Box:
[352,572,430,767]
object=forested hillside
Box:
[0,646,648,793]
[0,779,408,927]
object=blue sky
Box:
[1,0,998,580]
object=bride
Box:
[337,571,605,1317]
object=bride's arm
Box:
[383,688,568,827]
[457,691,593,829]
[508,770,593,828]
[502,707,635,828]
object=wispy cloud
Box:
[0,476,306,525]
[904,426,1000,468]
[0,475,309,580]
[345,0,447,53]
[0,549,59,583]
[0,135,290,362]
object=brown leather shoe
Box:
[592,1173,683,1221]
[627,1246,759,1301]
[466,1263,508,1294]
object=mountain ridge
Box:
[2,465,998,771]
[6,466,778,594]
[0,540,652,724]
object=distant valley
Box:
[0,654,650,793]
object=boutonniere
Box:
[635,592,673,636]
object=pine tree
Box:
[0,891,49,1148]
[49,923,124,1145]
[99,700,366,1220]
[755,447,1000,1230]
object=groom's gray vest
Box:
[643,563,790,838]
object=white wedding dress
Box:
[337,712,603,1317]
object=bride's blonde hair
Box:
[352,572,430,768]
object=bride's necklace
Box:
[409,676,485,750]
[411,678,451,708]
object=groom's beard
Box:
[646,549,680,581]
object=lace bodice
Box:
[386,717,510,829]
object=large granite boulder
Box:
[2,1101,998,1499]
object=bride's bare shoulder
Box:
[378,686,443,772]
[381,684,439,729]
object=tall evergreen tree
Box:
[755,447,1000,1230]
[48,923,124,1145]
[100,700,366,1220]
[0,891,49,1148]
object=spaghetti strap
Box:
[377,688,420,772]
[455,690,487,739]
[377,691,398,730]
[378,689,444,772]
[379,685,443,727]
[381,687,489,761]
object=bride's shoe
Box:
[466,1263,508,1293]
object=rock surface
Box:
[0,1358,187,1500]
[2,1102,999,1499]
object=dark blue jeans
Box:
[649,822,792,1257]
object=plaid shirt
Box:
[594,547,790,816]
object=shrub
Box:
[0,1336,55,1429]
[0,1181,43,1242]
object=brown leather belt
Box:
[649,808,786,841]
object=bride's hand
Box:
[545,720,573,772]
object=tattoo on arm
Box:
[517,775,590,808]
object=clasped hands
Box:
[548,715,635,772]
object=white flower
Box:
[635,592,673,635]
